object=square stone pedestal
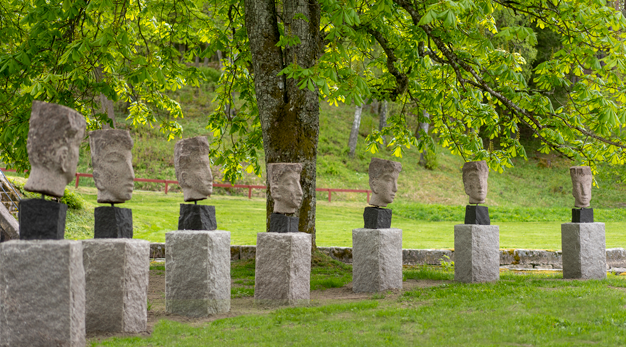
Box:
[561,223,606,279]
[352,228,402,293]
[94,206,133,238]
[255,232,311,305]
[178,204,217,231]
[82,239,150,333]
[454,225,500,283]
[19,198,67,240]
[0,240,85,346]
[166,230,230,316]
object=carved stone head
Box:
[268,163,303,214]
[89,129,135,204]
[368,158,402,207]
[24,101,86,197]
[462,161,489,204]
[570,166,592,208]
[174,136,213,202]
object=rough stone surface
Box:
[94,206,133,238]
[174,137,213,202]
[166,231,230,316]
[572,208,594,223]
[267,163,304,214]
[462,161,488,204]
[0,240,85,346]
[82,239,149,333]
[514,249,562,267]
[24,101,86,197]
[178,204,217,231]
[0,201,18,240]
[454,224,500,283]
[89,129,134,203]
[363,207,392,229]
[269,213,299,233]
[255,233,311,305]
[19,198,67,240]
[561,223,606,279]
[607,248,626,268]
[403,248,454,265]
[464,205,490,225]
[352,228,402,293]
[570,166,592,208]
[239,245,256,260]
[368,158,402,207]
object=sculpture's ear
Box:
[180,172,188,187]
[270,185,281,200]
[57,146,69,173]
[369,180,378,194]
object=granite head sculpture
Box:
[24,101,86,197]
[268,163,303,214]
[174,136,213,202]
[89,129,135,204]
[570,166,592,208]
[368,158,402,208]
[462,161,489,204]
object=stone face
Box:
[19,198,67,240]
[255,232,311,305]
[94,206,133,238]
[82,239,150,333]
[0,240,85,346]
[89,129,135,203]
[570,166,592,208]
[572,208,594,223]
[363,207,392,229]
[166,231,230,316]
[267,163,303,214]
[352,228,403,293]
[24,101,86,197]
[464,205,490,225]
[178,204,217,230]
[269,213,299,232]
[561,223,606,279]
[174,136,213,202]
[0,201,18,240]
[368,158,402,207]
[462,161,489,205]
[454,224,500,283]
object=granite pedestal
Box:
[94,206,133,238]
[352,228,402,293]
[82,239,150,333]
[255,232,311,305]
[454,224,500,283]
[363,207,392,229]
[178,204,217,230]
[464,205,490,225]
[0,240,85,346]
[18,198,67,240]
[572,208,594,223]
[269,213,299,233]
[166,230,230,316]
[561,223,606,279]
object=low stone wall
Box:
[149,243,626,269]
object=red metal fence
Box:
[3,169,371,203]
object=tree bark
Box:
[378,100,388,145]
[244,0,321,247]
[415,110,431,166]
[94,67,115,128]
[348,105,363,158]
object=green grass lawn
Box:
[92,261,626,347]
[65,188,626,249]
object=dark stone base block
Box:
[363,207,392,229]
[572,208,594,223]
[178,204,217,231]
[269,213,299,233]
[19,199,67,240]
[464,205,490,225]
[94,206,133,238]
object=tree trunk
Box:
[244,0,321,247]
[378,100,388,145]
[94,67,115,128]
[348,105,363,158]
[416,110,431,166]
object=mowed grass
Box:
[71,187,626,249]
[93,267,626,347]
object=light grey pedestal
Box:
[255,232,311,306]
[83,239,150,333]
[454,224,500,283]
[561,223,606,279]
[352,228,403,293]
[166,230,231,317]
[0,240,85,347]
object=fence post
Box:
[248,187,252,199]
[366,191,370,204]
[328,190,331,202]
[165,182,169,194]
[75,174,79,188]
